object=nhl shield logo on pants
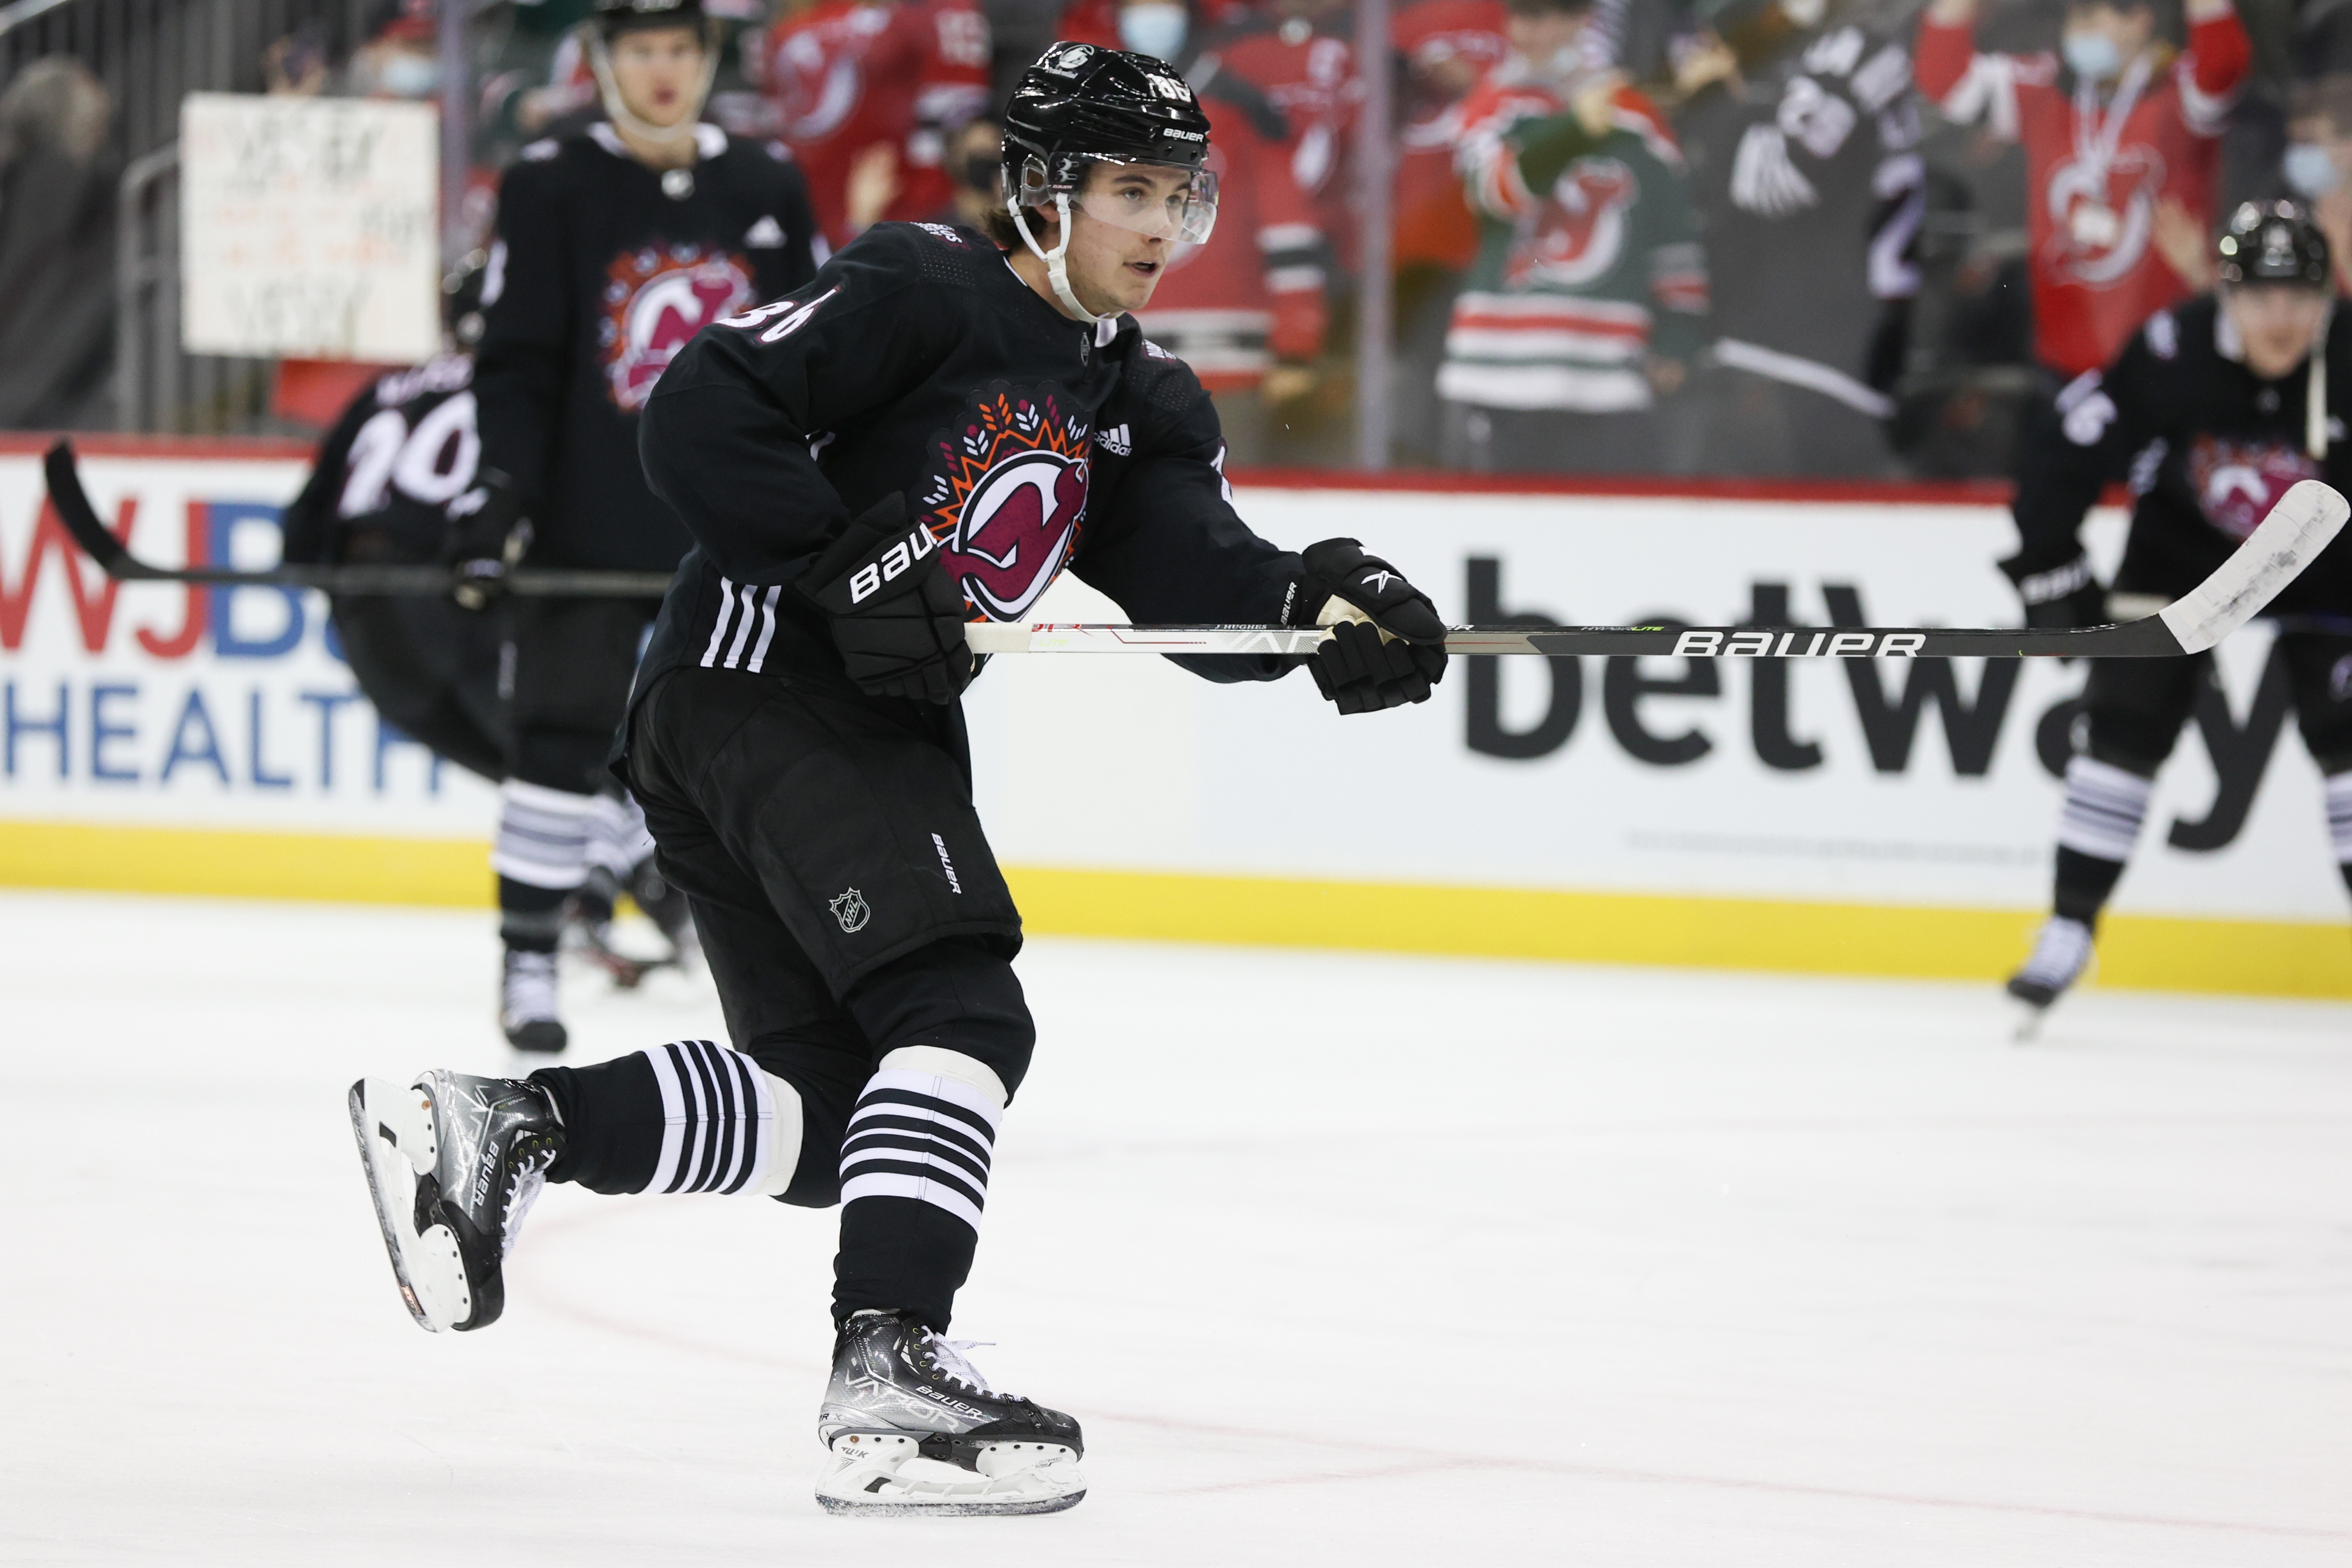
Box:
[829,888,870,933]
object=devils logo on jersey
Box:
[2044,145,2164,287]
[1506,159,1636,289]
[599,245,757,412]
[917,387,1093,621]
[2184,435,2317,540]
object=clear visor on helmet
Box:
[1068,156,1219,245]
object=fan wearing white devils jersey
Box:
[350,42,1448,1516]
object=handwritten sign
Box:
[181,94,439,362]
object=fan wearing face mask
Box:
[2284,75,2352,297]
[1916,0,2250,384]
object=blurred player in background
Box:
[352,42,1449,1516]
[1915,0,2249,384]
[465,0,818,1051]
[1439,0,1708,473]
[763,0,994,248]
[2000,202,2352,1032]
[1672,0,1922,477]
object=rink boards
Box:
[1,442,2344,998]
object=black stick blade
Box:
[42,440,149,578]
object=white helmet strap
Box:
[1011,193,1102,325]
[586,25,719,146]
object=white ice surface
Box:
[2,890,2348,1566]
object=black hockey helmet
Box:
[1002,42,1215,222]
[594,0,706,39]
[2216,199,2332,289]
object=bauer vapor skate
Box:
[2006,915,2094,1042]
[348,1071,563,1332]
[814,1310,1085,1516]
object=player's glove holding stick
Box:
[797,492,975,704]
[1284,538,1448,714]
[1998,550,2107,630]
[440,469,532,611]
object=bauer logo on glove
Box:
[1284,538,1450,715]
[797,493,977,704]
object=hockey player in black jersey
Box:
[2000,201,2352,1033]
[468,0,817,1050]
[282,255,696,982]
[350,42,1448,1515]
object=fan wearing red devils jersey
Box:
[349,43,1448,1517]
[1915,0,2249,382]
[2000,203,2352,1033]
[469,0,817,1052]
[764,0,994,249]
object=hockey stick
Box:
[968,481,2349,660]
[41,440,676,597]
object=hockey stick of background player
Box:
[970,481,2348,661]
[42,441,677,599]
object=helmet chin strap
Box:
[1012,194,1103,325]
[587,30,719,146]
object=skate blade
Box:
[815,1437,1085,1517]
[2009,997,2053,1045]
[348,1079,472,1333]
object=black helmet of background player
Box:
[998,42,1218,322]
[2215,199,2333,291]
[444,248,489,350]
[587,0,715,146]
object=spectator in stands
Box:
[1915,0,2251,383]
[0,59,116,429]
[1189,0,1361,463]
[1438,0,1707,473]
[1672,0,1923,477]
[933,113,1007,229]
[1391,0,1511,463]
[764,0,994,249]
[2285,73,2352,294]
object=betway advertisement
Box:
[0,447,2340,924]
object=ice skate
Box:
[500,948,568,1052]
[2006,916,2094,1041]
[348,1071,563,1332]
[814,1310,1085,1516]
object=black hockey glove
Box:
[1284,538,1448,715]
[1999,550,2107,630]
[796,492,975,704]
[441,470,530,612]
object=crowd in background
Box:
[0,0,2346,479]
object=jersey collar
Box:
[587,121,727,162]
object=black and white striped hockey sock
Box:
[833,1048,1007,1328]
[585,791,657,885]
[2051,757,2151,924]
[838,1048,1004,1230]
[532,1039,801,1198]
[494,780,595,893]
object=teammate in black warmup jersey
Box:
[283,257,696,978]
[2000,201,2352,1033]
[351,42,1448,1516]
[468,0,816,1049]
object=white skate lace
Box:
[919,1330,1015,1399]
[502,1151,551,1259]
[2017,917,2093,989]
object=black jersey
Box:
[2012,294,2352,614]
[282,353,480,565]
[632,220,1302,712]
[279,354,508,782]
[475,123,820,572]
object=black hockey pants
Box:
[536,665,1033,1330]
